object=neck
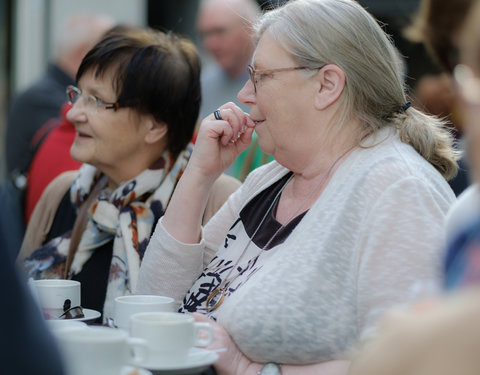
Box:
[275,142,356,225]
[294,136,358,180]
[102,147,166,189]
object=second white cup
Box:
[113,294,175,330]
[130,312,214,367]
[33,279,81,319]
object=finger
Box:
[217,102,249,129]
[191,312,212,323]
[216,108,243,139]
[237,126,255,148]
[243,113,256,128]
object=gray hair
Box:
[256,0,458,179]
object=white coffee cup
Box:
[113,294,175,330]
[33,279,81,319]
[130,312,214,367]
[56,326,148,375]
[47,320,88,337]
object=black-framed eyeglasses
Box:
[58,298,85,320]
[247,64,326,93]
[66,85,120,113]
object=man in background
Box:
[5,13,114,183]
[197,0,273,180]
[196,0,259,118]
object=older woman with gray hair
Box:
[138,0,458,374]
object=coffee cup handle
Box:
[193,322,214,347]
[127,337,148,365]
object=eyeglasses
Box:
[58,298,85,320]
[247,64,325,93]
[66,85,120,113]
[453,64,480,106]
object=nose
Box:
[237,79,255,106]
[66,101,88,124]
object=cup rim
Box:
[114,295,174,305]
[130,311,193,324]
[59,326,128,342]
[33,279,80,287]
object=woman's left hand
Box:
[192,313,351,375]
[192,313,252,375]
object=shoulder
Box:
[44,170,78,195]
[10,73,68,110]
[201,63,224,82]
[355,130,454,197]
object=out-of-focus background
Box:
[0,0,438,182]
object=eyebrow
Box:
[80,85,113,101]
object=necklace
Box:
[205,144,356,312]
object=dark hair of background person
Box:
[404,0,474,73]
[77,25,201,157]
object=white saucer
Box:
[49,308,101,323]
[122,365,153,375]
[75,308,101,322]
[137,348,219,375]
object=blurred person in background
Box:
[18,25,240,323]
[0,13,115,258]
[405,0,480,281]
[137,0,458,373]
[197,0,258,117]
[6,13,115,182]
[197,0,273,180]
[405,0,474,196]
[23,102,82,225]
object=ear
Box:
[313,64,346,110]
[143,116,168,144]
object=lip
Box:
[76,131,93,139]
[253,119,265,126]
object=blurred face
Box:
[454,64,480,181]
[237,31,320,163]
[197,4,253,76]
[66,70,152,184]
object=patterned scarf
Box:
[24,144,193,319]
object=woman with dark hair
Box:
[19,25,240,322]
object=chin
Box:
[70,147,89,165]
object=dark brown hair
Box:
[77,25,201,157]
[405,0,474,73]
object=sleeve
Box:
[136,179,247,309]
[355,176,451,340]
